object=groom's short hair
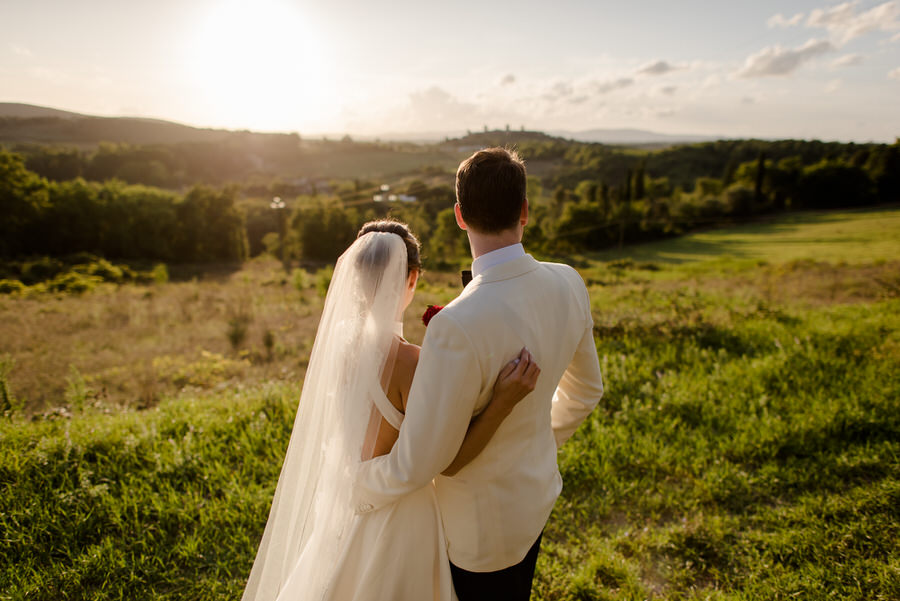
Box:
[456,147,527,233]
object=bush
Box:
[81,259,125,283]
[0,354,21,416]
[20,257,65,285]
[291,268,310,291]
[725,184,756,217]
[151,263,169,285]
[315,265,333,297]
[0,279,26,295]
[46,272,103,294]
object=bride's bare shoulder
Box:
[394,340,420,379]
[391,340,420,411]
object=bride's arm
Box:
[442,348,540,476]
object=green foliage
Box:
[0,384,297,599]
[315,265,333,297]
[0,354,21,416]
[46,271,104,294]
[292,200,357,263]
[0,279,26,295]
[3,255,898,599]
[0,149,247,263]
[151,263,169,285]
[290,268,310,291]
[5,135,898,267]
[0,256,166,295]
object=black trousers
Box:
[450,533,543,601]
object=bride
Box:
[242,220,539,601]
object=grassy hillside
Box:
[589,205,900,265]
[2,209,899,600]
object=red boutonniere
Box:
[422,305,444,326]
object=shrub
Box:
[45,272,103,294]
[227,314,252,350]
[81,259,125,283]
[151,263,169,285]
[0,354,21,416]
[0,279,26,295]
[315,265,333,298]
[291,268,310,291]
[20,257,65,285]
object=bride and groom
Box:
[242,147,605,601]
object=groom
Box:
[353,147,604,600]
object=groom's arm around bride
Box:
[353,147,604,600]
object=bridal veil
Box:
[242,232,408,601]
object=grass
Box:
[2,208,899,599]
[0,257,459,415]
[589,205,900,265]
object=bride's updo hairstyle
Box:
[356,220,421,276]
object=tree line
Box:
[2,134,898,269]
[1,149,246,262]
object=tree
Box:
[574,180,598,205]
[0,149,50,257]
[754,152,767,205]
[429,207,466,265]
[633,161,646,200]
[293,200,357,263]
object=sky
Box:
[1,0,899,142]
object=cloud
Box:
[892,32,900,42]
[637,60,682,75]
[831,53,864,67]
[736,38,835,77]
[806,1,900,45]
[404,86,478,126]
[890,67,900,80]
[9,44,32,57]
[768,12,804,28]
[540,81,575,102]
[660,85,677,96]
[741,96,755,105]
[552,81,573,97]
[500,74,516,86]
[592,77,634,93]
[825,78,843,92]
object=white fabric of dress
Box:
[300,384,456,601]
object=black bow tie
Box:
[461,270,472,288]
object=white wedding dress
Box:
[242,232,456,601]
[302,385,455,601]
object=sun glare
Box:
[183,0,333,131]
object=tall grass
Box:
[1,209,899,599]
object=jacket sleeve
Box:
[551,283,604,448]
[352,309,482,513]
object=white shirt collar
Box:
[471,243,525,279]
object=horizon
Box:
[2,1,900,143]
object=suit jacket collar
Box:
[473,254,540,285]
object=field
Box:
[2,208,899,600]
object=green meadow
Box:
[2,208,899,600]
[589,205,900,265]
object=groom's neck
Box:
[466,228,523,260]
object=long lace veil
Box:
[242,232,408,601]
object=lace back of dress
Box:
[242,232,408,601]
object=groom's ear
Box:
[520,197,529,227]
[454,202,468,231]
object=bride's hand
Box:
[491,347,540,416]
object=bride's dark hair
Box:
[357,220,421,275]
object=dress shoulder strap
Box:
[370,385,404,430]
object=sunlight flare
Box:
[182,0,334,131]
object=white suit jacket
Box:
[353,254,604,571]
